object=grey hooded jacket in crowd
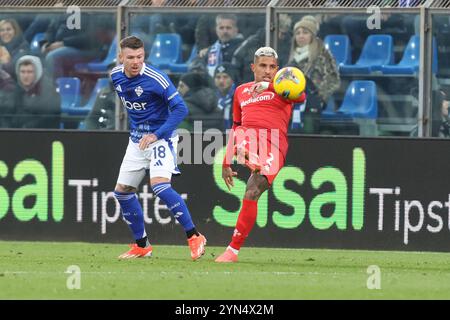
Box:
[14,55,60,128]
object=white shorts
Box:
[117,136,180,188]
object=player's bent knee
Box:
[115,183,137,193]
[244,186,262,200]
[150,177,170,187]
[244,175,269,200]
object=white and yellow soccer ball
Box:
[272,67,306,100]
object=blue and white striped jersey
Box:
[110,63,186,143]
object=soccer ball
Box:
[273,67,306,100]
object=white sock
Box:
[227,246,239,255]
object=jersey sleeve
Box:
[162,76,184,111]
[153,73,188,139]
[109,66,123,90]
[109,72,118,89]
[231,87,242,129]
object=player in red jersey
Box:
[215,47,306,263]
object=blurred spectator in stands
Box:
[432,89,450,138]
[14,55,60,128]
[155,3,199,59]
[287,15,340,134]
[21,2,66,53]
[438,100,450,138]
[177,72,221,131]
[316,13,344,39]
[0,19,29,77]
[23,13,54,44]
[131,0,198,59]
[130,0,167,36]
[187,57,216,91]
[0,14,33,35]
[195,15,217,54]
[0,68,16,128]
[171,14,199,60]
[191,14,244,78]
[84,64,115,130]
[214,63,238,130]
[241,13,266,38]
[342,10,416,61]
[84,82,115,130]
[42,12,115,79]
[232,28,265,84]
[194,13,264,68]
[398,0,420,34]
[277,14,293,67]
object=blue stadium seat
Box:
[381,35,419,75]
[338,80,378,119]
[381,35,438,75]
[63,78,110,116]
[30,32,46,55]
[168,44,198,73]
[340,35,394,75]
[75,36,117,73]
[321,80,378,119]
[324,35,351,68]
[148,33,183,69]
[56,77,81,113]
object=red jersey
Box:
[231,81,303,158]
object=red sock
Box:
[230,199,258,251]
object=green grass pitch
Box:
[1,241,450,300]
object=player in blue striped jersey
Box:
[111,36,206,260]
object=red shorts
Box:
[231,126,286,185]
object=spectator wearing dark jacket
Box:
[23,13,54,44]
[0,19,29,77]
[0,68,16,128]
[214,63,238,130]
[190,14,244,79]
[178,72,221,131]
[432,89,450,138]
[231,28,265,84]
[194,15,217,53]
[277,14,293,67]
[14,55,61,128]
[42,13,115,79]
[84,79,115,130]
